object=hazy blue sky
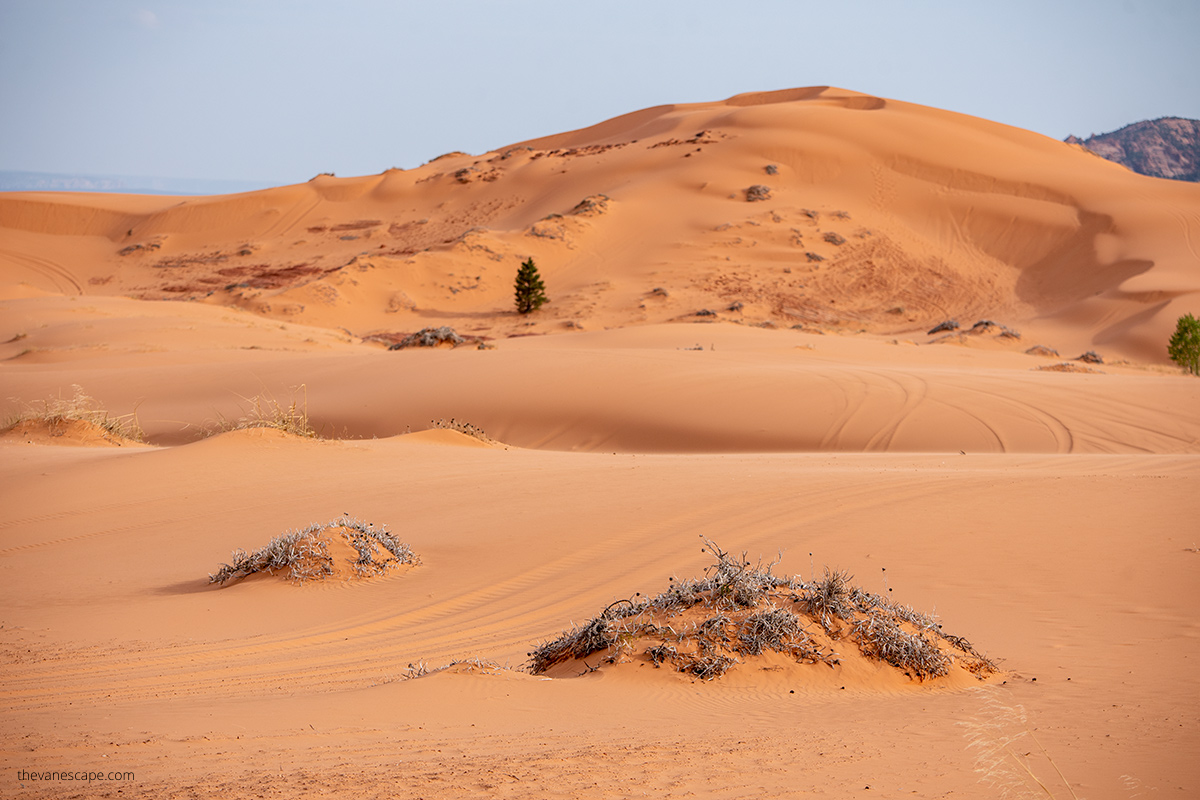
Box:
[2,0,1198,187]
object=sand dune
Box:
[2,87,1199,798]
[2,86,1198,362]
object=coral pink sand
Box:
[1,87,1198,798]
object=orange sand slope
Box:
[1,87,1199,799]
[2,86,1198,363]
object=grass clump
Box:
[525,539,995,681]
[3,385,143,442]
[215,387,315,438]
[209,515,419,585]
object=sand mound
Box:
[527,541,995,685]
[401,427,499,448]
[1,384,144,445]
[0,417,145,447]
[209,516,420,585]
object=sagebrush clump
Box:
[209,515,419,585]
[526,540,995,681]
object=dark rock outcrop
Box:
[1066,118,1200,182]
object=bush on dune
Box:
[526,539,996,681]
[209,515,419,585]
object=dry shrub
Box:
[209,515,419,585]
[800,567,855,633]
[525,539,996,681]
[737,607,821,661]
[852,612,950,680]
[400,657,507,681]
[388,326,464,349]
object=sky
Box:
[2,0,1198,188]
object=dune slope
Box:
[2,86,1198,363]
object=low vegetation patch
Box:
[1034,362,1104,374]
[214,389,316,437]
[388,326,466,349]
[526,540,996,682]
[3,385,143,442]
[400,657,507,681]
[209,515,419,585]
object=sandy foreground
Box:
[1,87,1199,798]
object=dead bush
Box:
[525,539,996,682]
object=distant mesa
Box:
[1065,118,1200,182]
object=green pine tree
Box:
[1168,313,1200,375]
[514,257,548,314]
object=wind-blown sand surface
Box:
[1,87,1198,798]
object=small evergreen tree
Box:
[1168,312,1200,375]
[514,257,548,314]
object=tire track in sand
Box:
[0,247,83,294]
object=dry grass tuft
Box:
[209,515,419,585]
[3,385,144,442]
[525,539,996,681]
[961,687,1080,799]
[214,386,316,438]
